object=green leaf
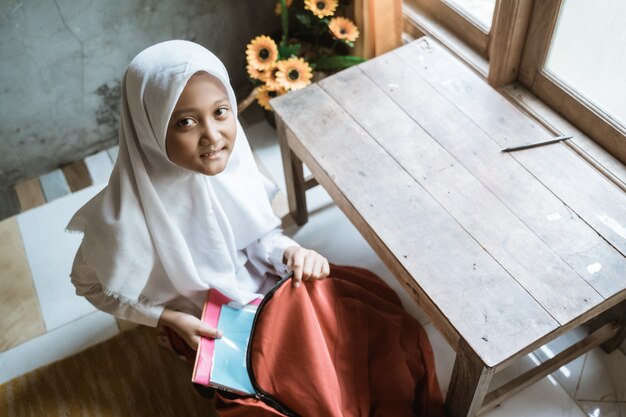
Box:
[295,13,313,29]
[278,43,302,59]
[312,55,366,71]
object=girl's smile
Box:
[165,71,237,176]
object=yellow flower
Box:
[328,17,359,42]
[304,0,338,18]
[263,64,283,90]
[246,36,278,70]
[276,57,313,91]
[256,85,286,111]
[274,0,293,15]
[246,64,268,81]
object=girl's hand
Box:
[283,246,330,288]
[158,309,222,351]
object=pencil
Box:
[501,135,572,152]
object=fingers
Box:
[198,324,223,340]
[289,249,306,287]
[287,247,330,287]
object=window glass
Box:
[442,0,496,32]
[545,0,626,128]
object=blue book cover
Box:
[210,304,257,394]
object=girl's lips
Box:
[200,148,224,160]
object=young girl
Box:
[68,40,444,416]
[67,40,329,352]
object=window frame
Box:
[405,0,493,57]
[518,0,626,164]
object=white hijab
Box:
[67,40,280,305]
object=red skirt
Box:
[166,264,445,417]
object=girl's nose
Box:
[200,121,221,144]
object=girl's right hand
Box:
[158,308,222,351]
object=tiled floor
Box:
[1,104,624,416]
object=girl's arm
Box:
[70,245,163,327]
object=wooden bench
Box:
[271,37,626,417]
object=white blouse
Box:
[70,228,298,327]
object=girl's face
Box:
[166,72,237,176]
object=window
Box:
[405,0,497,57]
[519,0,626,163]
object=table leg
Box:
[276,116,308,226]
[445,340,494,417]
[589,300,626,353]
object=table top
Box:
[271,37,626,369]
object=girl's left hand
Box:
[283,246,330,288]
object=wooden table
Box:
[271,37,626,416]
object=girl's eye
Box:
[177,117,196,128]
[215,107,229,118]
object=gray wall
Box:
[0,0,279,187]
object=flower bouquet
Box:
[242,0,365,113]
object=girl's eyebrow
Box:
[171,98,229,117]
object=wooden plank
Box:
[0,187,20,220]
[14,177,45,211]
[359,39,626,301]
[39,169,71,202]
[480,321,621,413]
[487,0,533,86]
[396,40,626,260]
[319,67,602,325]
[0,217,46,352]
[272,85,558,368]
[445,339,494,417]
[84,150,114,185]
[62,160,92,192]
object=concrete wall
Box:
[0,0,279,187]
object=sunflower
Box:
[274,0,293,15]
[304,0,338,19]
[256,85,286,111]
[246,36,278,70]
[328,17,359,43]
[276,57,313,91]
[246,64,268,82]
[263,63,283,90]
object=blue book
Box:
[210,304,257,394]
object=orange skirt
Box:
[167,264,445,417]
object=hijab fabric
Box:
[66,40,280,305]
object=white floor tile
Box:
[533,326,588,398]
[84,149,113,184]
[578,401,624,417]
[423,322,455,397]
[0,311,118,384]
[17,183,105,332]
[576,347,626,402]
[39,169,70,201]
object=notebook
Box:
[192,289,262,395]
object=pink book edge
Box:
[192,290,262,386]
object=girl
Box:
[67,40,329,352]
[68,40,444,417]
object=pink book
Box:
[192,288,262,393]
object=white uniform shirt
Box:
[70,228,297,327]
